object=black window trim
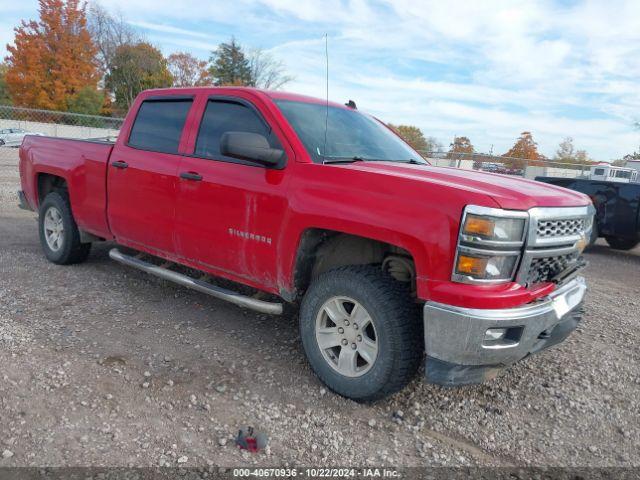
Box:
[126,95,195,156]
[185,95,287,170]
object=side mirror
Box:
[220,131,284,165]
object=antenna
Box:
[323,33,329,162]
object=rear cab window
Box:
[128,98,193,154]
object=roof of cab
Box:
[141,86,350,110]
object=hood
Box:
[341,162,590,210]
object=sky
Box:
[1,0,639,160]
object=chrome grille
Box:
[537,218,585,239]
[516,206,594,287]
[526,252,579,285]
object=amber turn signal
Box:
[456,255,488,276]
[463,215,495,237]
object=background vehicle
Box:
[589,165,639,184]
[0,127,43,146]
[537,176,640,250]
[18,87,594,401]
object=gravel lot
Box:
[1,151,639,468]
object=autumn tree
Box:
[0,63,11,104]
[5,0,100,111]
[388,124,429,151]
[447,136,474,159]
[87,2,140,75]
[247,48,293,90]
[209,38,252,86]
[503,131,544,169]
[106,42,172,113]
[168,52,211,87]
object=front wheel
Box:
[38,192,91,264]
[605,236,639,251]
[299,266,422,401]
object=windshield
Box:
[275,99,425,164]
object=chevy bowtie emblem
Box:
[576,234,588,253]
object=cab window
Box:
[128,98,193,154]
[194,99,284,166]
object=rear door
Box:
[174,95,291,290]
[107,97,194,256]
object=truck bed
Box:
[19,135,115,239]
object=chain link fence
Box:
[0,105,123,166]
[419,151,593,180]
[1,104,595,183]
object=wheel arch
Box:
[289,228,423,301]
[36,172,68,206]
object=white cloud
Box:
[2,0,639,158]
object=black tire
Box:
[38,191,91,265]
[605,236,639,251]
[299,265,422,401]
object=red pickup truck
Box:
[18,87,594,400]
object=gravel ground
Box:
[1,152,639,468]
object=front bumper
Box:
[423,276,586,386]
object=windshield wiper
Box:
[323,156,427,165]
[401,158,427,165]
[323,156,368,164]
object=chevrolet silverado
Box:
[18,87,594,400]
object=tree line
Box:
[0,0,293,116]
[388,125,612,169]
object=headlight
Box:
[452,206,528,285]
[461,214,526,244]
[455,250,519,281]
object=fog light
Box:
[484,328,507,341]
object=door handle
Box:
[111,161,128,169]
[180,172,203,181]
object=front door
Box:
[175,96,290,290]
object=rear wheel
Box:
[38,192,91,264]
[299,265,422,401]
[605,236,639,251]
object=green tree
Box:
[208,37,252,86]
[106,42,173,113]
[68,85,104,115]
[0,63,11,104]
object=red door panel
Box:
[175,158,287,288]
[107,146,181,254]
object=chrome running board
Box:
[109,248,283,315]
